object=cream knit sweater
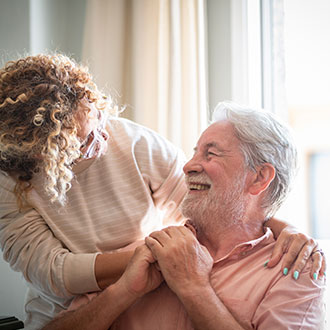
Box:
[0,117,187,329]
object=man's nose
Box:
[183,156,203,175]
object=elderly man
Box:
[45,102,325,330]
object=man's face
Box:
[181,120,251,230]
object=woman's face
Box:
[75,101,109,160]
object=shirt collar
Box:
[213,227,275,264]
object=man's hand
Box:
[145,226,213,297]
[117,244,163,299]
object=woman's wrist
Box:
[95,250,134,289]
[264,217,288,239]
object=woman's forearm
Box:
[95,250,134,289]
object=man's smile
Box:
[188,183,211,191]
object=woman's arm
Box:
[0,195,138,297]
[43,245,163,330]
[95,251,134,289]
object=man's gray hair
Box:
[212,101,298,217]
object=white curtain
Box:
[82,0,208,157]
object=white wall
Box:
[0,0,86,65]
[206,0,232,117]
[0,0,30,65]
[30,0,86,59]
[207,0,263,116]
[0,259,27,321]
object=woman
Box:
[0,54,324,329]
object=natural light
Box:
[278,0,330,323]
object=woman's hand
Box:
[118,244,163,299]
[266,223,326,280]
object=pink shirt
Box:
[110,228,326,329]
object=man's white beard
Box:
[181,175,246,236]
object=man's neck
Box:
[196,216,265,261]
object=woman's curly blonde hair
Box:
[0,54,116,207]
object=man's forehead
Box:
[197,121,238,148]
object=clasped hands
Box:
[117,224,211,301]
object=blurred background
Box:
[0,0,329,324]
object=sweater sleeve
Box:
[0,172,99,299]
[151,148,187,226]
[131,124,188,226]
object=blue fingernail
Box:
[313,273,317,280]
[264,260,269,267]
[294,271,299,280]
[283,268,288,276]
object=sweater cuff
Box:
[63,252,101,294]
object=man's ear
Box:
[248,163,275,195]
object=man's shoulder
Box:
[211,239,325,328]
